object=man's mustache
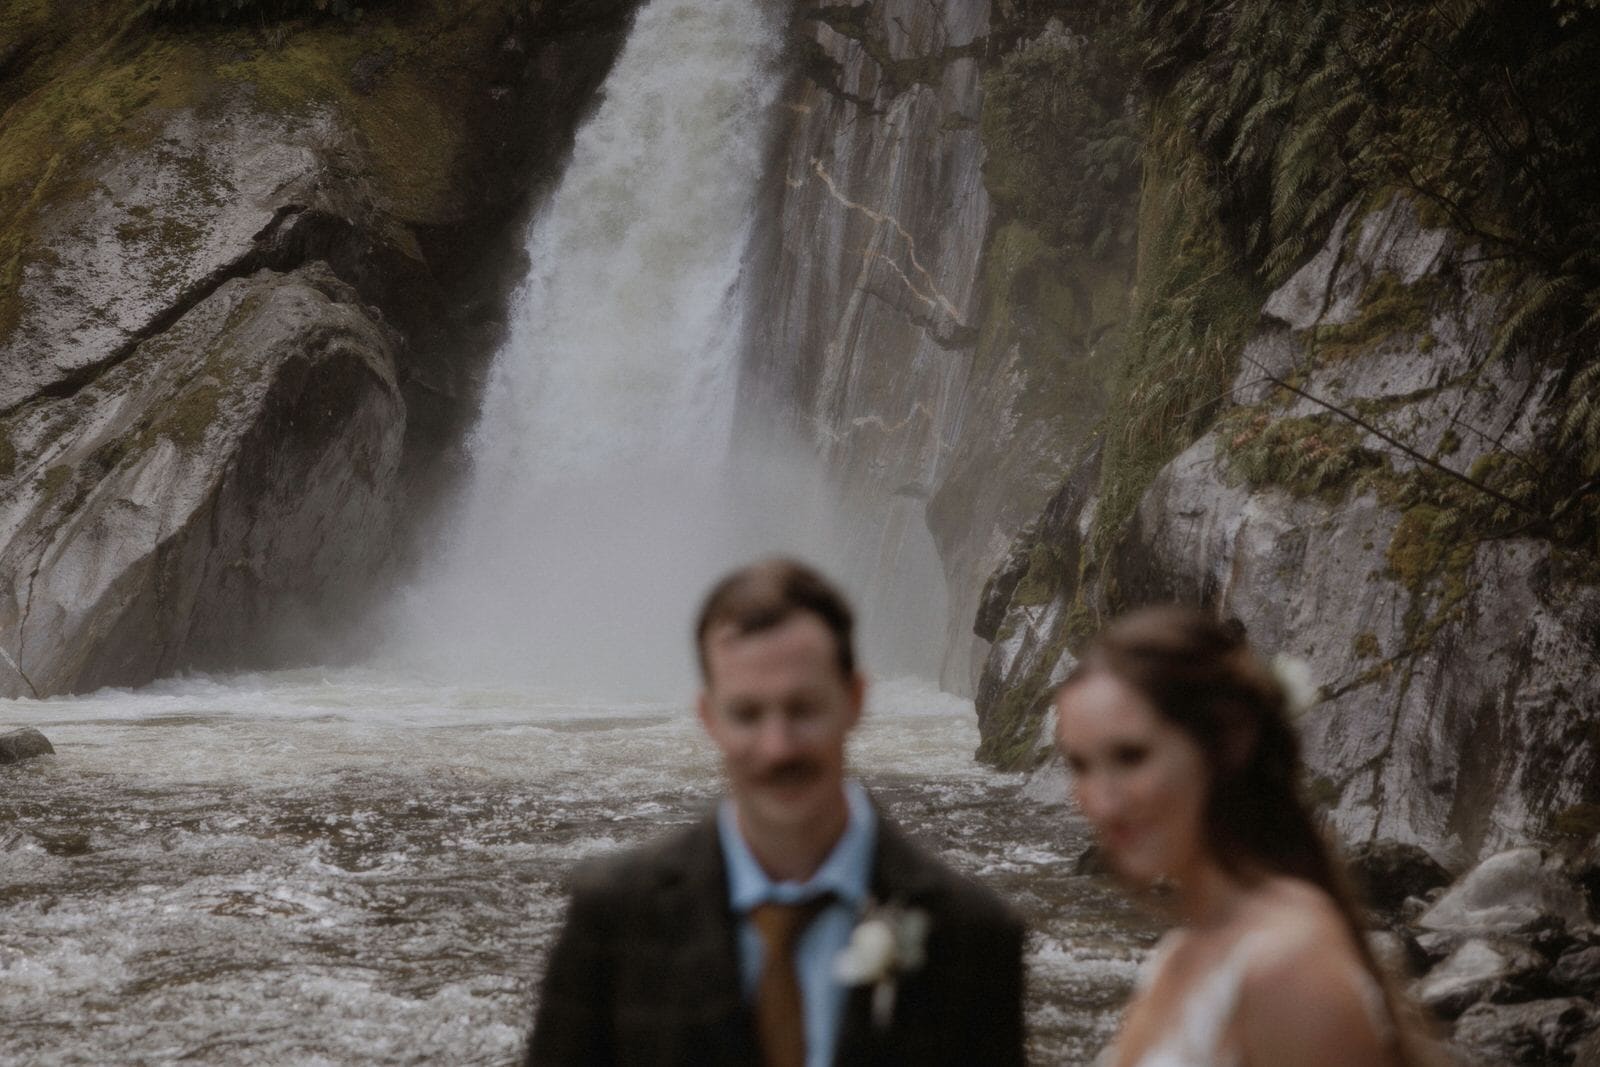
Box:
[754,759,822,787]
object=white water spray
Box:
[384,0,816,695]
[385,0,947,696]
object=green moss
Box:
[810,4,983,95]
[1313,271,1444,362]
[0,29,205,346]
[215,21,469,221]
[0,430,16,480]
[1352,631,1380,658]
[1219,409,1387,501]
[1549,803,1600,839]
[1387,504,1451,591]
[116,209,208,289]
[38,462,74,501]
[1303,774,1343,810]
[0,1,503,347]
[977,668,1060,769]
[156,381,223,449]
[1085,112,1266,575]
[974,221,1128,431]
[1011,542,1066,608]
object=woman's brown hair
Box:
[1060,604,1440,1065]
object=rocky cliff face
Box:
[0,0,640,697]
[747,1,1135,690]
[980,197,1600,865]
[953,0,1600,869]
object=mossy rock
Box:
[1314,271,1444,363]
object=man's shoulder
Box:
[564,816,719,905]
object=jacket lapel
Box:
[832,817,948,1067]
[654,814,760,1065]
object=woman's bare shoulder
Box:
[1231,879,1398,1067]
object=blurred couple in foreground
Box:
[523,558,1441,1067]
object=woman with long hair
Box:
[1053,605,1440,1067]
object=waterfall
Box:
[385,0,947,697]
[384,0,809,697]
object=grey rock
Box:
[1552,946,1600,997]
[1421,849,1593,940]
[0,6,644,699]
[1019,738,1070,809]
[978,188,1600,867]
[1573,1026,1600,1067]
[1347,838,1452,913]
[747,0,1118,693]
[1366,929,1413,978]
[972,448,1100,764]
[1072,843,1112,878]
[1451,998,1600,1065]
[0,265,402,696]
[0,727,54,764]
[1413,938,1544,1019]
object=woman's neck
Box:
[1173,857,1252,930]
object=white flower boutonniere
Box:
[833,898,929,1028]
[1270,652,1320,718]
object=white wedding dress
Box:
[1096,931,1390,1067]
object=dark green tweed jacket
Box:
[523,809,1027,1066]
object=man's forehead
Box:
[704,613,833,656]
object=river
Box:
[1,674,1158,1065]
[4,0,1165,1060]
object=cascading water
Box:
[383,0,889,697]
[0,2,1158,1062]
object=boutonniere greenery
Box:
[832,897,929,1028]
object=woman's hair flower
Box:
[1269,653,1320,717]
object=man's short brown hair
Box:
[694,558,857,681]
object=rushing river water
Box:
[1,675,1160,1066]
[4,1,1167,1060]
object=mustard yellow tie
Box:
[749,898,831,1067]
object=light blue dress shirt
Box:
[717,780,877,1067]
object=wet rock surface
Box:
[1453,998,1600,1066]
[1347,838,1452,915]
[982,196,1600,864]
[1383,848,1600,1062]
[0,4,643,697]
[0,727,53,764]
[1414,938,1546,1018]
[745,2,1134,691]
[1,266,404,695]
[1419,848,1595,944]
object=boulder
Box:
[0,265,403,694]
[1413,938,1544,1019]
[1420,849,1594,943]
[1346,839,1452,913]
[1573,1026,1600,1067]
[1451,998,1600,1066]
[1552,945,1600,997]
[1366,929,1413,978]
[0,727,53,764]
[0,3,644,697]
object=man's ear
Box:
[845,672,866,729]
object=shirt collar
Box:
[718,780,877,913]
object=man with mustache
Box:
[525,558,1026,1066]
